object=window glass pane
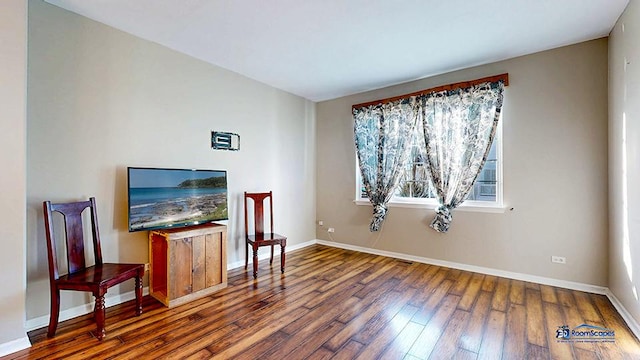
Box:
[360,183,368,199]
[357,122,500,205]
[396,128,434,198]
[466,140,497,202]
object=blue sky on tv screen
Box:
[129,168,226,188]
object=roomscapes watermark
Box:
[555,324,616,343]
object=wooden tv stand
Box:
[148,223,227,307]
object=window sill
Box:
[354,199,507,213]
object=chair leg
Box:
[280,243,286,274]
[94,291,106,340]
[252,244,259,279]
[47,287,60,338]
[270,245,274,265]
[135,271,143,316]
[245,242,249,270]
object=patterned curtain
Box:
[354,98,417,231]
[419,81,505,232]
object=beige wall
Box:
[609,0,640,324]
[26,1,316,320]
[13,0,633,342]
[317,39,609,286]
[0,0,28,348]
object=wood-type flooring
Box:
[4,245,640,359]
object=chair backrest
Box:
[43,197,103,281]
[244,191,274,236]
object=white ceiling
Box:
[45,0,628,102]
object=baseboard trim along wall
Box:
[24,240,316,333]
[25,287,150,332]
[605,289,640,342]
[226,239,317,270]
[0,337,31,357]
[315,239,640,341]
[17,238,640,350]
[315,240,608,294]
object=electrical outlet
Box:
[327,227,335,233]
[144,263,150,272]
[318,220,324,226]
[551,256,566,264]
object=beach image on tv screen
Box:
[128,168,228,231]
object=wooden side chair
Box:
[244,191,287,279]
[43,197,145,340]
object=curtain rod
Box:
[352,73,509,109]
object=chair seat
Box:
[57,263,145,291]
[247,233,287,245]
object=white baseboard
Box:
[605,289,640,340]
[0,336,31,357]
[316,239,608,294]
[25,287,149,332]
[18,239,640,344]
[315,239,640,340]
[24,239,318,333]
[226,239,317,270]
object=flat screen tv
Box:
[127,167,228,232]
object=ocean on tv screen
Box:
[128,168,228,231]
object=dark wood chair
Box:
[43,197,145,340]
[244,191,287,279]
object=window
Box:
[356,119,503,211]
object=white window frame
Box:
[354,118,506,213]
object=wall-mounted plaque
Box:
[211,131,240,151]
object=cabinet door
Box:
[205,233,223,286]
[192,235,206,292]
[169,238,193,299]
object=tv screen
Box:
[127,167,228,232]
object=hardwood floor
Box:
[5,245,640,359]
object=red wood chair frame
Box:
[244,191,287,279]
[43,197,145,340]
